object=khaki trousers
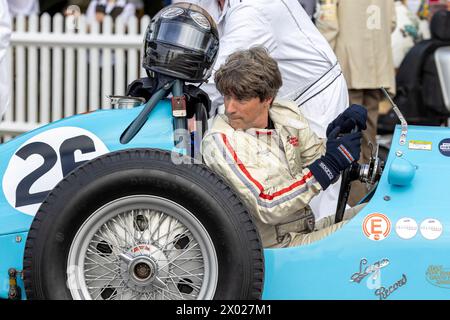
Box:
[273,204,365,248]
[348,89,381,206]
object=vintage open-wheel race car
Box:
[0,74,449,300]
[1,2,450,301]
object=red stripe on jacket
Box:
[220,133,313,201]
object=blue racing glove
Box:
[326,104,368,137]
[308,126,362,190]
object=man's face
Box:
[224,95,271,130]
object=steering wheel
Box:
[334,147,384,223]
[334,126,361,223]
[334,164,356,223]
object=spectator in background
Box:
[86,0,136,25]
[68,0,91,13]
[7,0,39,16]
[316,0,396,206]
[417,0,432,39]
[392,0,422,70]
[0,0,11,119]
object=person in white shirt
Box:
[7,0,39,16]
[0,0,11,119]
[392,0,422,70]
[86,0,136,25]
[186,0,351,222]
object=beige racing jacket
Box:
[201,100,326,247]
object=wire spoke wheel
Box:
[67,195,218,300]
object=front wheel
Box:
[23,149,264,300]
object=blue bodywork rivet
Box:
[15,236,22,243]
[384,196,391,201]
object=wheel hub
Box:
[120,244,170,293]
[130,257,157,283]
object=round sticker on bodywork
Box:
[362,213,391,241]
[438,139,450,157]
[2,127,109,216]
[420,218,443,240]
[395,217,418,240]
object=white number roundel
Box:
[2,127,109,216]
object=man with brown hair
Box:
[201,46,367,248]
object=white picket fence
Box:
[0,13,151,140]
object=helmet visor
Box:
[154,21,213,52]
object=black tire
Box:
[23,149,264,300]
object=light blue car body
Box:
[1,100,449,300]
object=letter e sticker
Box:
[362,213,391,241]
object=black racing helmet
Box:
[142,3,219,83]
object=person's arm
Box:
[315,0,340,50]
[201,5,275,116]
[202,130,322,226]
[0,0,11,119]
